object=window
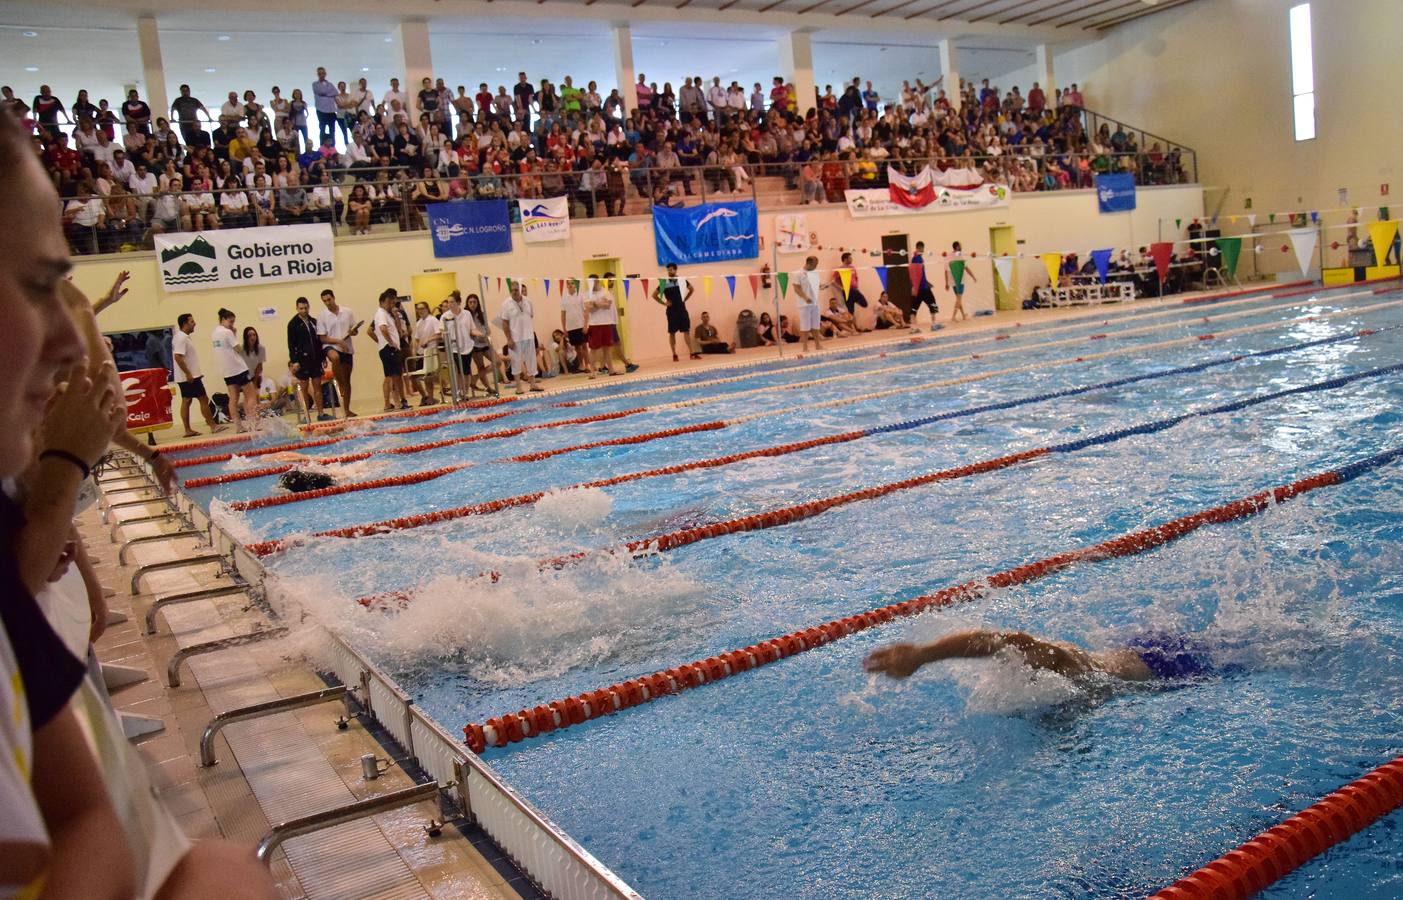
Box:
[1289,3,1315,141]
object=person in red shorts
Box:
[584,272,637,377]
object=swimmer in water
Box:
[864,629,1217,683]
[278,469,335,492]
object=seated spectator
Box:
[184,174,220,230]
[62,181,105,253]
[218,175,252,228]
[757,311,778,346]
[874,291,905,329]
[821,296,859,337]
[693,312,733,354]
[780,313,801,343]
[277,170,310,224]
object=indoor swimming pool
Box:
[170,285,1403,897]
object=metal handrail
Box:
[145,583,249,635]
[117,528,204,564]
[201,685,351,766]
[167,626,290,687]
[255,781,442,864]
[131,553,225,594]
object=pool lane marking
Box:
[1152,755,1403,900]
[286,280,1317,437]
[229,324,1397,516]
[485,362,1403,575]
[317,358,1400,598]
[190,290,1394,489]
[505,292,1398,463]
[172,284,1361,464]
[555,286,1376,411]
[460,444,1403,754]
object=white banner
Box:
[992,254,1016,289]
[519,196,570,243]
[844,183,1010,219]
[155,223,334,293]
[774,213,810,253]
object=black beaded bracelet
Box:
[40,449,92,479]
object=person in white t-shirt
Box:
[171,312,224,437]
[794,255,824,354]
[316,288,360,418]
[558,278,592,376]
[584,272,636,377]
[410,300,443,406]
[211,307,257,432]
[496,281,542,393]
[373,288,408,410]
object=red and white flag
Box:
[888,165,936,209]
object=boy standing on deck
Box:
[946,241,976,322]
[317,288,360,418]
[560,278,592,375]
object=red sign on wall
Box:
[121,368,173,435]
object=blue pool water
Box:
[180,286,1403,897]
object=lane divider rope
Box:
[460,444,1403,753]
[191,292,1399,490]
[238,320,1398,549]
[1151,756,1403,899]
[505,294,1396,463]
[173,286,1330,466]
[327,361,1402,599]
[227,464,473,511]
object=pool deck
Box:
[96,280,1286,897]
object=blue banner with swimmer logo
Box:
[427,200,513,258]
[1095,172,1137,213]
[653,201,759,266]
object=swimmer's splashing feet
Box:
[863,629,1161,683]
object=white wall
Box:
[70,186,1201,412]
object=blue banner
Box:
[1090,248,1114,284]
[427,200,512,258]
[653,201,759,266]
[1095,173,1137,213]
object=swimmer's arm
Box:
[864,630,1094,680]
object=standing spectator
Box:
[863,80,879,112]
[410,300,442,406]
[751,82,766,113]
[312,66,338,144]
[496,281,543,393]
[1064,83,1084,108]
[585,273,634,375]
[634,74,653,113]
[170,84,208,145]
[416,77,440,133]
[31,84,65,128]
[945,240,976,322]
[513,72,535,129]
[706,77,727,123]
[793,255,824,354]
[679,77,704,123]
[383,77,405,116]
[121,89,151,134]
[334,81,356,144]
[653,262,701,361]
[317,288,360,418]
[212,307,256,432]
[172,312,224,436]
[289,87,310,151]
[908,240,938,331]
[238,326,267,387]
[373,288,408,410]
[559,278,591,375]
[833,251,869,317]
[1027,81,1046,115]
[0,85,29,120]
[287,296,329,420]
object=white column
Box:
[1035,43,1056,98]
[938,39,960,112]
[136,16,169,119]
[779,31,816,116]
[397,20,433,98]
[612,25,637,115]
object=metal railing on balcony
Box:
[60,147,1195,256]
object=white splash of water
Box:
[533,486,614,530]
[209,499,257,544]
[277,549,704,686]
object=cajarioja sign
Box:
[154,224,335,293]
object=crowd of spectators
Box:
[2,68,1189,254]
